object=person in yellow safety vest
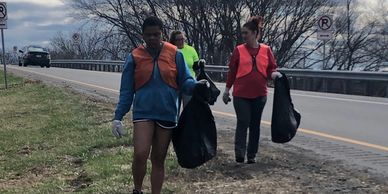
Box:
[169,30,200,107]
[112,16,208,194]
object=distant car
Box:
[18,46,51,68]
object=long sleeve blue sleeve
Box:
[114,55,135,121]
[176,51,197,95]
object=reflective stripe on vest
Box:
[236,43,269,79]
[132,42,178,91]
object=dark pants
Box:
[233,96,267,160]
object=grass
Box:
[0,70,24,89]
[0,72,167,193]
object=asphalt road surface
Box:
[4,65,388,173]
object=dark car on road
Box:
[18,46,51,68]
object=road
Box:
[4,65,388,173]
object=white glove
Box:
[112,120,127,138]
[271,72,283,80]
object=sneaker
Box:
[133,190,143,194]
[236,157,244,163]
[247,158,256,164]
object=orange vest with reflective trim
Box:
[236,43,269,79]
[132,42,178,91]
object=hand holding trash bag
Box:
[271,73,301,143]
[271,72,282,79]
[172,78,217,169]
[222,88,232,105]
[196,60,221,105]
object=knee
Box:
[151,153,166,169]
[133,150,149,164]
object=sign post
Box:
[0,2,7,89]
[72,32,80,59]
[317,15,334,69]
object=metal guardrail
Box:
[51,59,388,82]
[51,60,124,72]
[50,59,388,97]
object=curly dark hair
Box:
[142,16,163,33]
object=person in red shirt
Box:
[223,16,282,164]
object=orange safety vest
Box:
[236,43,270,79]
[132,42,178,91]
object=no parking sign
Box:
[317,15,333,41]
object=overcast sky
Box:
[4,0,384,53]
[5,0,80,51]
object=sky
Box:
[3,0,385,53]
[5,0,80,52]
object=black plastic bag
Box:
[172,83,217,169]
[271,73,301,143]
[196,60,221,105]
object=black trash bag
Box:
[196,60,221,105]
[172,83,217,169]
[271,73,301,143]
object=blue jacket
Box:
[114,51,197,123]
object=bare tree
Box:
[65,0,388,70]
[159,0,333,67]
[322,0,380,71]
[69,0,153,49]
[362,0,388,70]
[50,25,127,60]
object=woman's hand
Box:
[222,88,232,105]
[271,72,283,80]
[112,120,127,138]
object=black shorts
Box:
[133,119,177,129]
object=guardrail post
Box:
[322,79,328,92]
[343,80,348,94]
[386,84,388,98]
[303,78,308,91]
[289,77,294,89]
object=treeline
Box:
[50,0,388,71]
